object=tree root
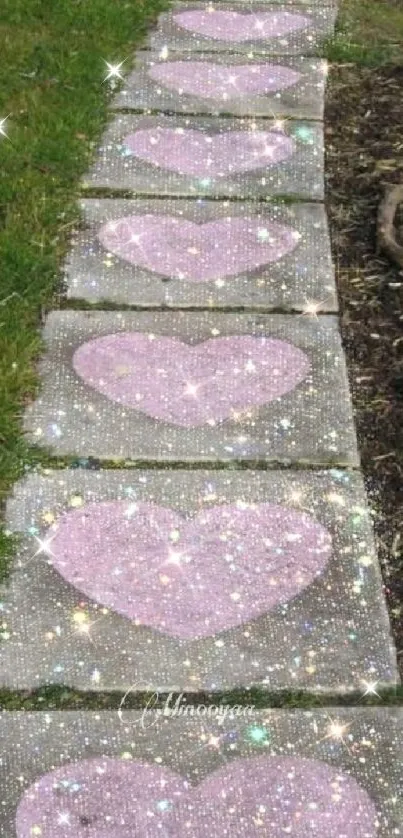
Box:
[377,183,403,269]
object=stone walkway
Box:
[0,1,401,835]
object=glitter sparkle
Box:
[361,680,381,699]
[103,60,125,82]
[0,115,10,140]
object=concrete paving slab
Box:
[23,311,357,465]
[83,114,324,201]
[175,0,339,4]
[149,3,338,56]
[113,52,328,120]
[65,198,336,310]
[174,0,338,4]
[1,468,397,692]
[0,709,401,837]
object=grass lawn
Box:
[0,0,168,579]
[0,0,402,709]
[325,0,403,64]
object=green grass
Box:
[0,0,168,578]
[0,0,402,710]
[325,0,403,65]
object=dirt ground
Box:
[325,64,403,673]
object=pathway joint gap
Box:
[24,454,362,472]
[0,687,400,711]
[60,302,336,315]
[79,188,324,205]
[109,106,324,124]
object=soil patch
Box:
[325,64,403,674]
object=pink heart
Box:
[72,333,311,427]
[174,10,311,42]
[97,215,299,282]
[16,755,377,837]
[123,128,295,177]
[43,500,332,637]
[148,60,302,100]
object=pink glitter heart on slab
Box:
[72,333,311,427]
[16,755,377,837]
[148,61,302,100]
[43,500,332,636]
[122,128,295,177]
[174,10,311,42]
[97,215,299,282]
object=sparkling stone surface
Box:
[173,9,312,42]
[0,710,401,837]
[83,115,324,200]
[97,214,299,280]
[0,469,397,692]
[113,53,328,120]
[149,2,338,56]
[16,756,376,837]
[122,126,296,176]
[36,499,332,637]
[149,58,301,97]
[22,311,358,464]
[174,0,338,4]
[72,333,310,426]
[66,199,336,310]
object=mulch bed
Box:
[325,64,403,674]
